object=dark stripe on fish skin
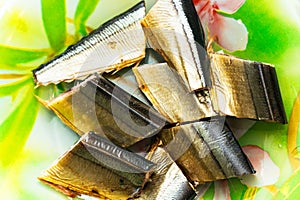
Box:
[139,147,196,200]
[70,147,147,187]
[38,133,147,199]
[244,61,269,120]
[180,0,211,89]
[32,1,145,76]
[69,74,167,145]
[142,0,210,91]
[258,64,274,121]
[159,124,227,184]
[47,73,166,147]
[209,53,286,123]
[185,124,221,179]
[193,123,227,178]
[181,0,205,48]
[82,132,155,172]
[222,121,255,175]
[181,0,212,89]
[193,118,255,177]
[245,61,287,124]
[87,74,168,129]
[260,63,287,124]
[172,0,211,89]
[74,132,155,186]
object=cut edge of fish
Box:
[32,1,146,87]
[209,52,287,124]
[141,0,209,91]
[38,131,156,199]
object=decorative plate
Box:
[0,0,299,199]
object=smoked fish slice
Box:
[142,0,210,91]
[141,0,286,123]
[40,74,166,147]
[33,1,146,86]
[38,132,155,199]
[159,118,255,186]
[104,48,166,106]
[209,53,287,124]
[139,147,196,199]
[133,63,215,123]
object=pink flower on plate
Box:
[240,145,280,187]
[193,0,248,52]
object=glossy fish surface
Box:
[38,132,155,199]
[34,0,289,199]
[33,1,146,86]
[142,0,210,91]
[159,118,255,186]
[139,147,196,199]
[40,74,166,147]
[133,63,215,123]
[209,53,287,124]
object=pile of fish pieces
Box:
[33,0,287,199]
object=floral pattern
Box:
[193,0,248,51]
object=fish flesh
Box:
[159,118,255,186]
[133,63,215,123]
[132,61,254,185]
[39,74,167,147]
[142,0,210,91]
[138,52,287,124]
[139,147,196,199]
[33,1,146,86]
[36,0,287,198]
[38,132,155,199]
[39,132,196,199]
[209,52,287,124]
[141,0,287,124]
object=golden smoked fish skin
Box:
[133,63,215,123]
[209,53,287,124]
[33,1,146,86]
[41,74,166,148]
[142,0,210,92]
[159,118,255,186]
[139,147,196,200]
[38,132,155,199]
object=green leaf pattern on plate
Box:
[0,79,38,166]
[41,0,66,52]
[74,0,100,38]
[0,45,50,66]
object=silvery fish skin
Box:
[139,147,196,200]
[209,53,287,124]
[142,0,210,91]
[39,74,166,148]
[33,1,146,86]
[159,118,255,186]
[133,63,215,123]
[38,132,155,199]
